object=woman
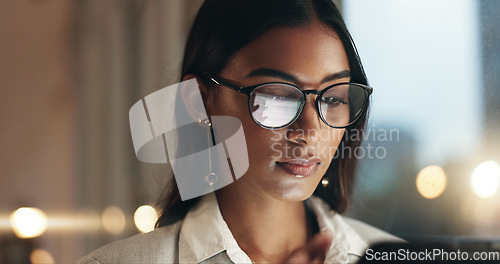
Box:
[79,0,401,263]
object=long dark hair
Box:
[156,0,369,228]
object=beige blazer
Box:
[78,193,403,264]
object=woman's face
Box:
[208,23,349,202]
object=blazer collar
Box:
[179,193,368,263]
[178,192,252,263]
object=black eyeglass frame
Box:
[208,76,373,130]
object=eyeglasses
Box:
[208,76,373,129]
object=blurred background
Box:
[0,0,498,263]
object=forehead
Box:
[222,23,349,84]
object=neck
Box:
[216,185,310,263]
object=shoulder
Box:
[77,221,183,264]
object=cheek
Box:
[242,123,276,155]
[332,128,345,146]
[318,128,345,160]
[212,89,278,143]
[210,92,274,158]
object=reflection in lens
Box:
[250,84,302,128]
[320,84,350,127]
[320,84,366,127]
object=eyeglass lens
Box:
[249,83,367,128]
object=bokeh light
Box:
[134,205,158,233]
[10,207,48,239]
[101,206,126,234]
[30,249,55,264]
[0,214,10,230]
[416,165,447,199]
[76,208,101,231]
[321,178,329,188]
[471,160,500,199]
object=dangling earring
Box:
[198,118,217,186]
[321,176,329,188]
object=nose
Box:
[285,96,322,145]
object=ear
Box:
[180,74,215,123]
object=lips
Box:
[276,158,321,177]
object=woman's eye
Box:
[322,96,346,106]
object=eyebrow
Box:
[245,68,351,84]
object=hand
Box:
[283,231,333,264]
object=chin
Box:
[271,184,317,202]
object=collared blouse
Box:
[78,193,402,264]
